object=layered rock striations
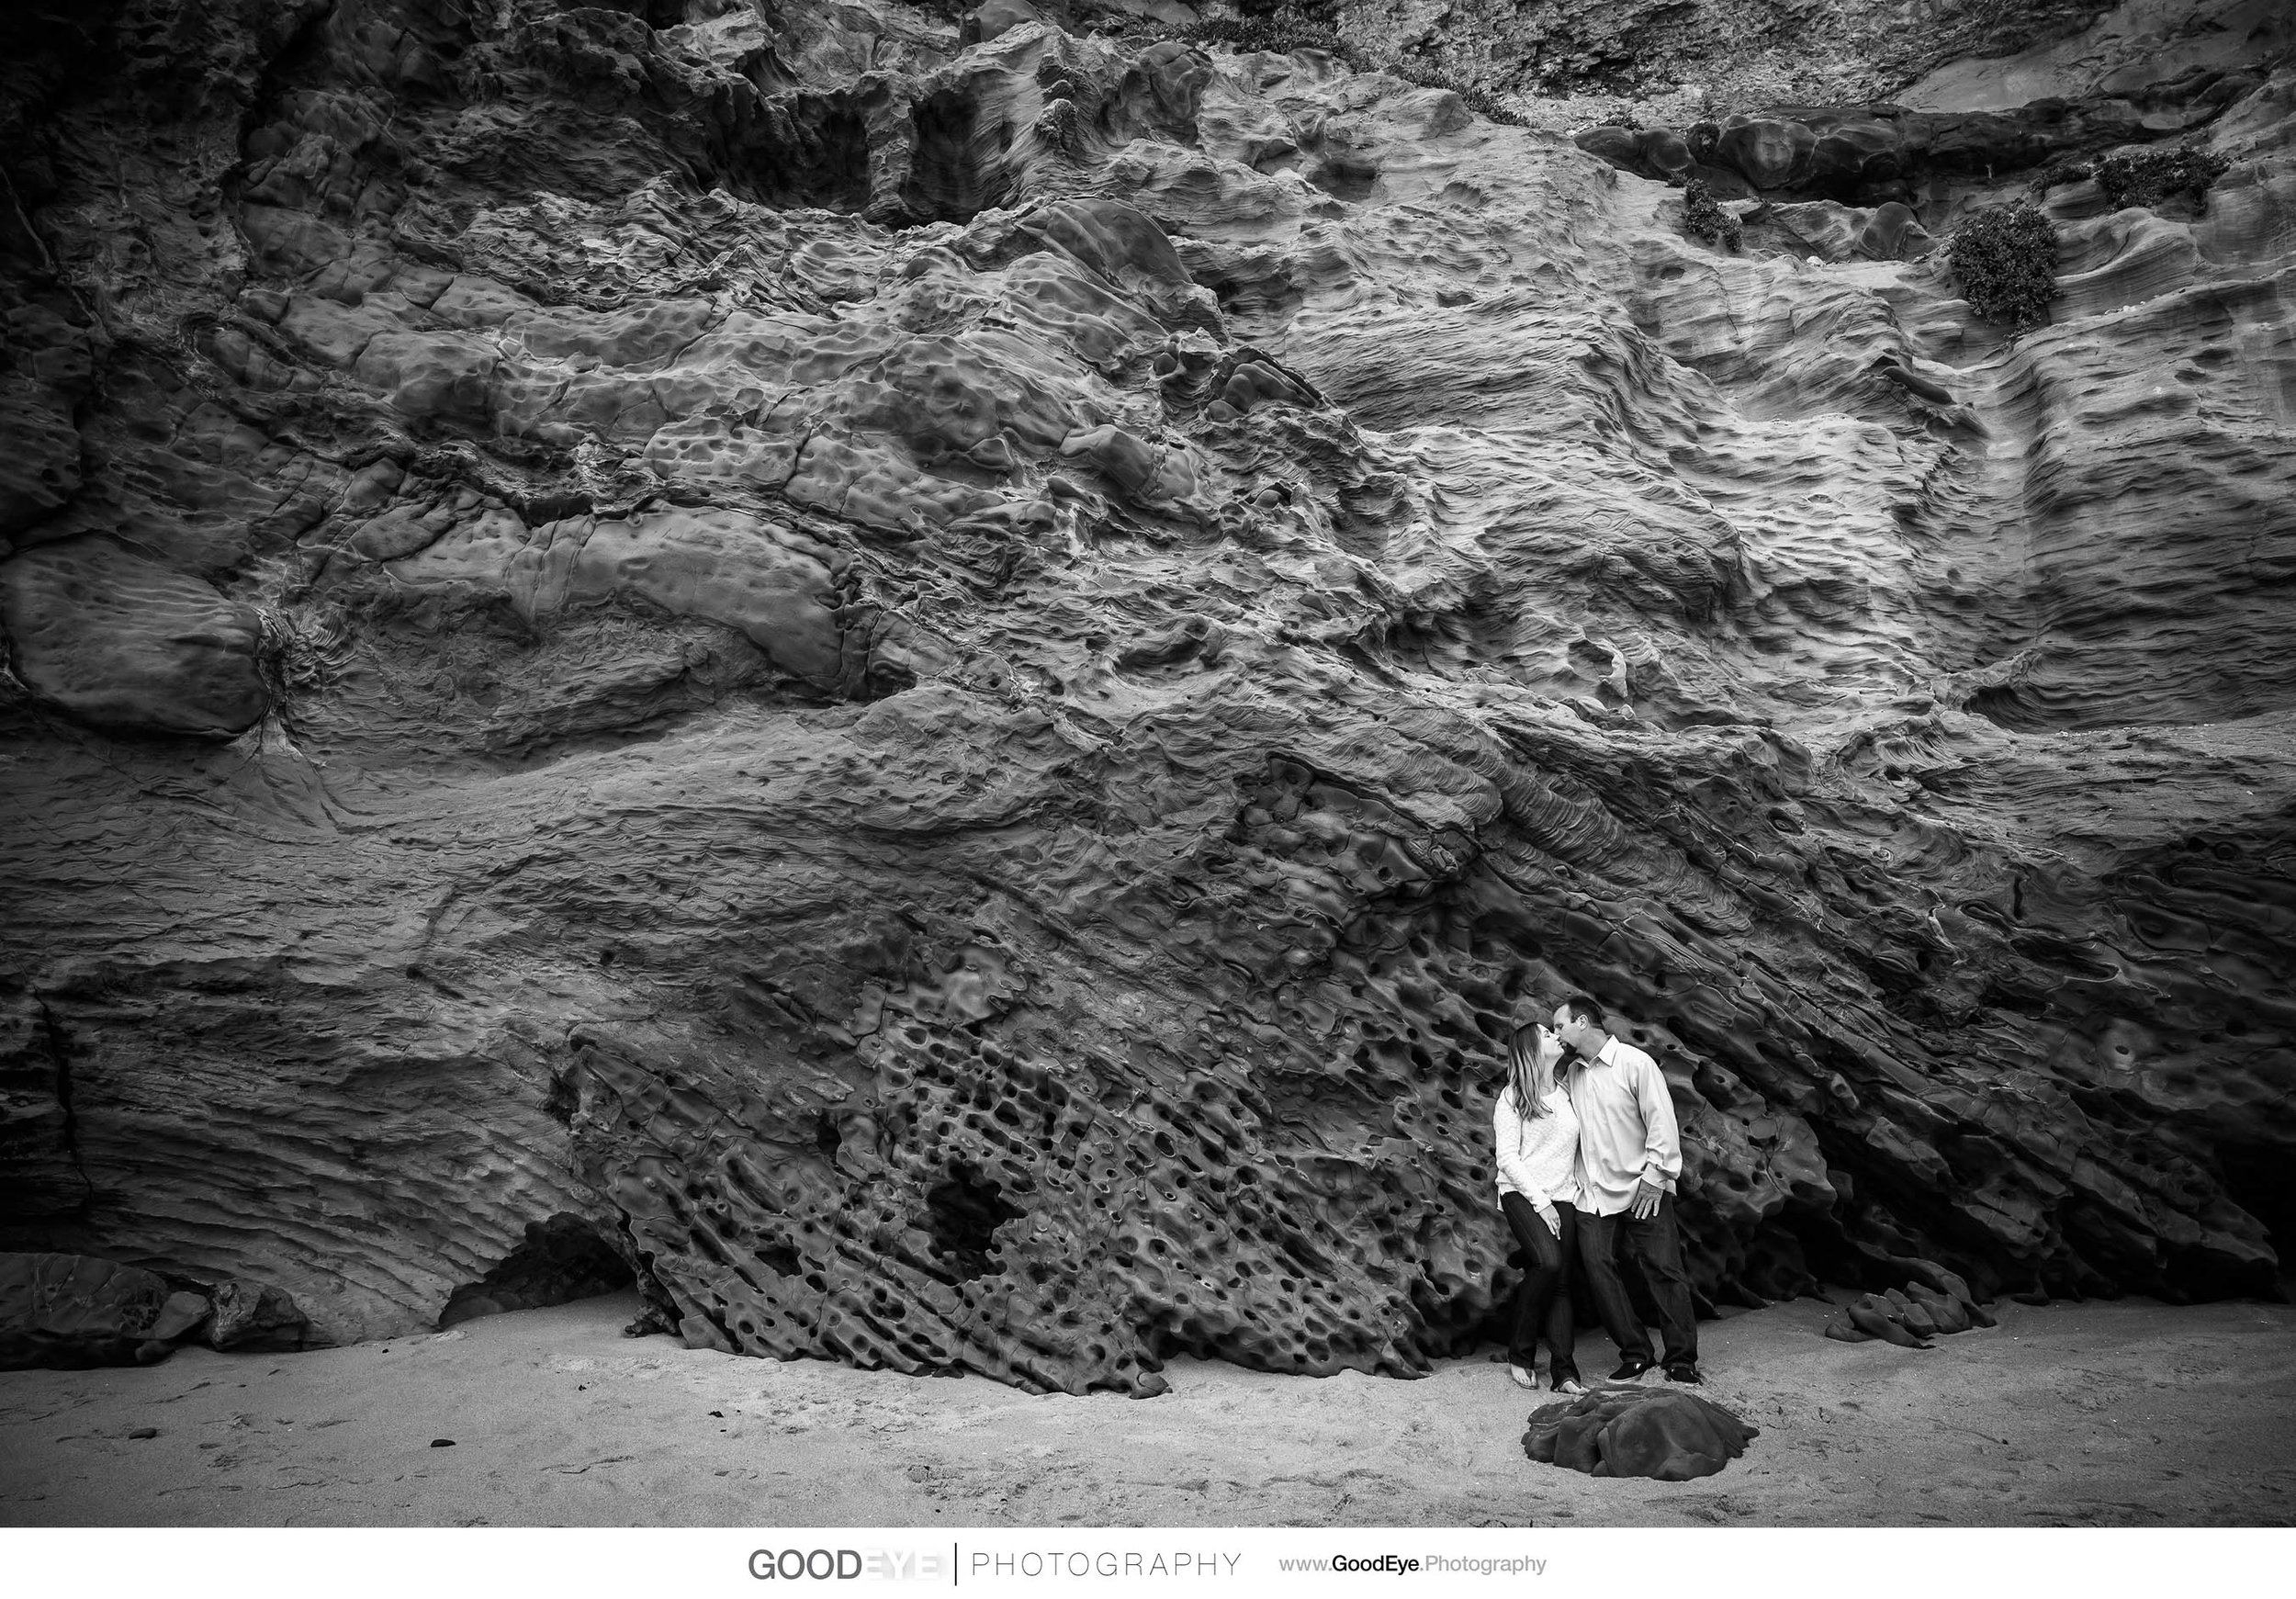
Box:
[2,0,2292,1391]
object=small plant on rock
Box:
[1387,56,1528,127]
[2094,142,2233,212]
[1680,179,1741,250]
[1946,201,2060,332]
[1185,4,1357,63]
[2032,156,2094,193]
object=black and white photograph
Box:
[2,0,2291,1581]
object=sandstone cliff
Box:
[2,0,2291,1392]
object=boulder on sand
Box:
[1523,1385,1758,1481]
[0,1252,208,1368]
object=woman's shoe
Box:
[1509,1364,1538,1390]
[1550,1368,1586,1395]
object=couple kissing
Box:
[1491,995,1702,1392]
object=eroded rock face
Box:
[0,538,271,736]
[0,1253,217,1368]
[2,2,2292,1392]
[1574,85,2267,204]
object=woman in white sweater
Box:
[1491,1018,1586,1392]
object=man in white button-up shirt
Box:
[1555,995,1702,1383]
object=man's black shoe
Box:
[1664,1363,1704,1385]
[1608,1358,1654,1381]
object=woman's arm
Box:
[1491,1089,1552,1209]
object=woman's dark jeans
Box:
[1499,1192,1579,1380]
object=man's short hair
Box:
[1558,994,1605,1029]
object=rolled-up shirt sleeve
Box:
[1635,1055,1683,1192]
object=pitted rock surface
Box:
[2,2,2293,1392]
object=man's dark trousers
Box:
[1576,1194,1698,1368]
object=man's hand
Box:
[1630,1180,1663,1221]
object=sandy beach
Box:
[4,1289,2293,1527]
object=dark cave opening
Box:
[2218,1151,2296,1300]
[437,1213,635,1330]
[900,86,1010,223]
[807,101,874,209]
[740,94,873,213]
[1965,681,2051,733]
[924,1159,1024,1281]
[584,0,693,28]
[1309,153,1381,203]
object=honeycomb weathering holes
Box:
[923,1159,1025,1282]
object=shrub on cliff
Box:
[2095,143,2233,212]
[1387,57,1528,127]
[1185,7,1357,63]
[1680,180,1741,250]
[2036,143,2234,213]
[1946,202,2059,332]
[2033,156,2094,193]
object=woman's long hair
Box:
[1505,1023,1558,1133]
